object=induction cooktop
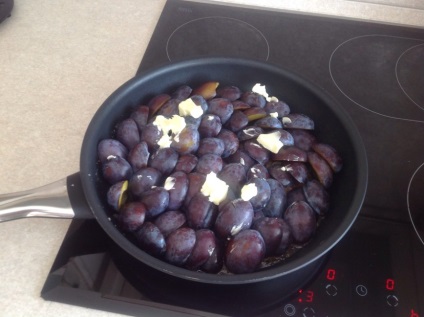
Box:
[42,1,424,316]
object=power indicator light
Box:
[326,268,336,281]
[386,278,395,291]
[410,309,420,317]
[297,289,314,303]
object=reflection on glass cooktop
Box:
[42,1,424,316]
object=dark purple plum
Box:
[118,202,146,232]
[147,93,171,116]
[287,129,317,151]
[283,113,314,130]
[217,129,239,158]
[243,140,269,165]
[271,146,307,162]
[241,177,271,210]
[226,149,256,171]
[128,167,162,197]
[98,139,128,163]
[214,199,253,239]
[190,95,209,113]
[283,162,310,184]
[198,114,222,138]
[156,99,179,118]
[174,154,198,173]
[237,126,263,141]
[195,154,223,175]
[140,123,162,152]
[154,210,186,237]
[127,141,149,172]
[183,115,201,128]
[227,110,249,132]
[101,155,132,184]
[303,179,330,215]
[130,105,149,131]
[184,172,206,208]
[264,100,290,117]
[274,219,292,255]
[240,91,266,108]
[197,137,225,156]
[252,217,288,256]
[284,201,316,244]
[232,100,250,111]
[268,162,298,190]
[149,147,178,175]
[106,180,128,211]
[201,239,224,273]
[171,124,200,155]
[308,151,333,188]
[241,178,271,211]
[165,227,196,266]
[186,193,218,229]
[277,129,295,147]
[247,164,269,180]
[185,229,218,270]
[116,118,140,151]
[140,187,170,219]
[164,171,189,210]
[171,85,192,101]
[134,222,166,257]
[312,143,343,173]
[207,98,234,124]
[216,85,241,101]
[254,116,283,129]
[286,187,307,206]
[263,179,286,218]
[218,163,247,194]
[225,229,265,274]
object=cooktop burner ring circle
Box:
[395,42,424,111]
[329,34,424,124]
[407,161,424,247]
[165,16,270,62]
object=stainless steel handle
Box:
[0,178,75,222]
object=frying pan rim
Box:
[80,57,368,284]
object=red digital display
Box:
[297,289,314,303]
[410,309,420,317]
[386,278,395,291]
[326,268,336,281]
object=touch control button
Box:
[283,304,296,316]
[325,284,338,296]
[302,307,316,317]
[356,284,368,296]
[386,294,399,307]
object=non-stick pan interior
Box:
[80,57,367,284]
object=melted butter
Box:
[257,131,284,154]
[164,176,176,190]
[241,183,258,201]
[178,98,204,118]
[252,83,279,102]
[153,115,186,148]
[200,172,229,205]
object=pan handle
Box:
[0,172,94,222]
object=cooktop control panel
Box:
[259,216,423,317]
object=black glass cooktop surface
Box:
[42,1,424,316]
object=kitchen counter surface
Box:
[0,1,423,316]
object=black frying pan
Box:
[0,58,368,316]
